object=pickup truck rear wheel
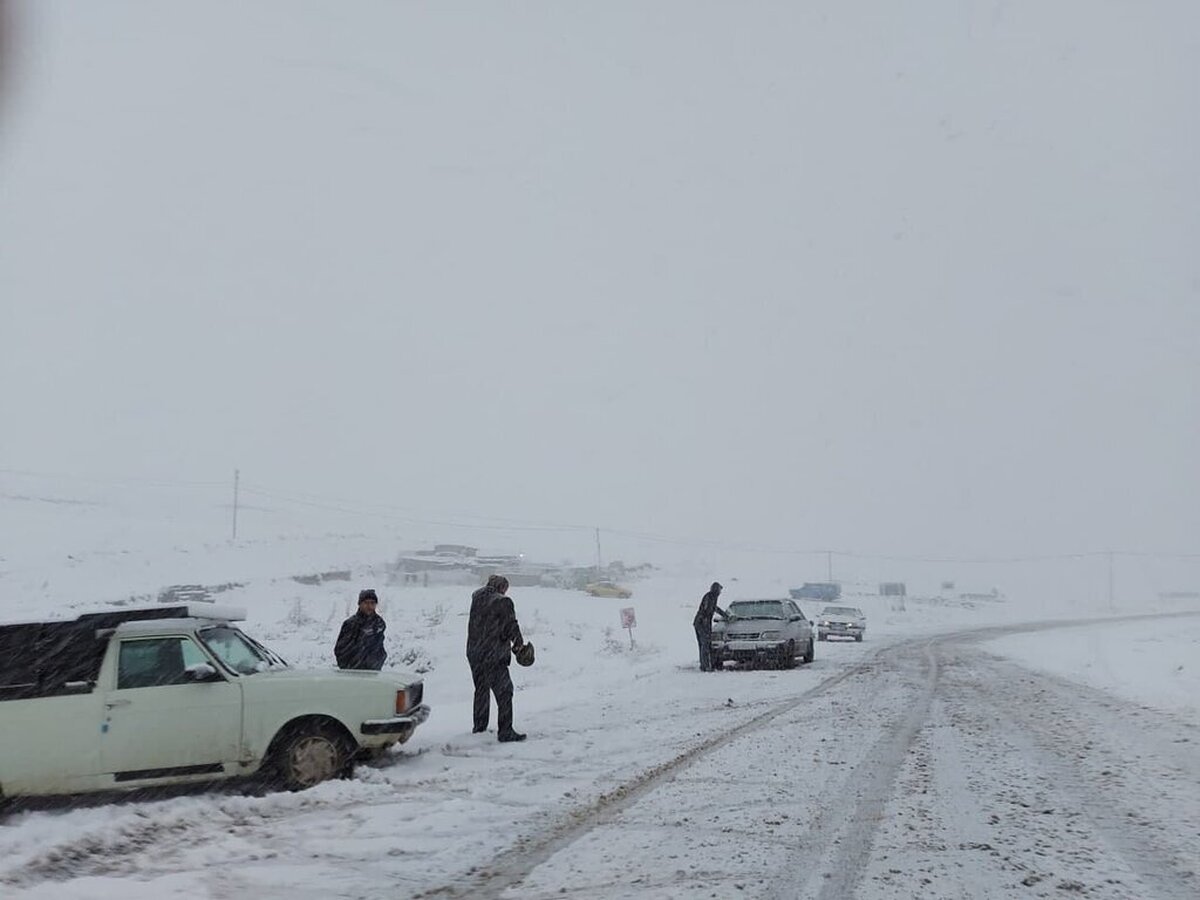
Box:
[275,723,351,790]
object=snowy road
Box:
[3,614,1198,899]
[467,619,1200,900]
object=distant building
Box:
[879,582,906,597]
[158,584,211,604]
[393,545,651,591]
[475,554,521,568]
[959,588,1002,602]
[433,544,477,558]
[1159,591,1200,601]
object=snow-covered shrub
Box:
[420,603,447,629]
[599,626,660,660]
[285,598,314,627]
[390,644,434,674]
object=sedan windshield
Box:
[728,602,786,619]
[199,625,275,675]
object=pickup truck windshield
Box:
[727,602,786,620]
[199,625,272,675]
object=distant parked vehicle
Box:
[711,599,814,669]
[585,581,633,599]
[790,582,841,602]
[817,606,866,642]
[0,604,430,802]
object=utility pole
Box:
[827,550,834,583]
[232,469,240,541]
[1107,550,1115,610]
[595,527,603,576]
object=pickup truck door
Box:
[0,691,105,794]
[100,636,244,781]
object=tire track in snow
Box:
[776,614,1200,899]
[5,613,1195,897]
[0,765,448,890]
[421,654,884,899]
[806,640,940,900]
[964,654,1200,900]
[850,635,1200,900]
[453,613,1199,899]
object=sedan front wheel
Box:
[781,640,798,669]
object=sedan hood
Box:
[716,616,786,628]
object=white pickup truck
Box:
[0,604,430,801]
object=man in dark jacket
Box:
[334,588,387,670]
[693,581,728,672]
[466,575,527,741]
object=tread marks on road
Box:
[754,641,942,900]
[962,654,1200,900]
[423,658,883,899]
[448,616,1200,899]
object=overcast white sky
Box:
[1,1,1197,564]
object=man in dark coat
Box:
[334,588,387,670]
[466,575,527,741]
[693,581,728,672]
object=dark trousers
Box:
[695,623,714,671]
[470,658,514,733]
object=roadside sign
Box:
[620,607,636,647]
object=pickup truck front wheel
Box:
[273,722,352,790]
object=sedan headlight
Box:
[761,631,781,639]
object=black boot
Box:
[497,730,526,743]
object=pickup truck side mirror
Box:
[185,662,220,683]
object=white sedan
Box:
[711,599,815,668]
[817,606,867,641]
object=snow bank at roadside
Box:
[985,617,1200,714]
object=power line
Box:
[5,466,1197,564]
[237,486,588,535]
[239,482,594,533]
[0,467,226,489]
[835,550,1100,564]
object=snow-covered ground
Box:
[986,619,1200,715]
[2,506,1199,898]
